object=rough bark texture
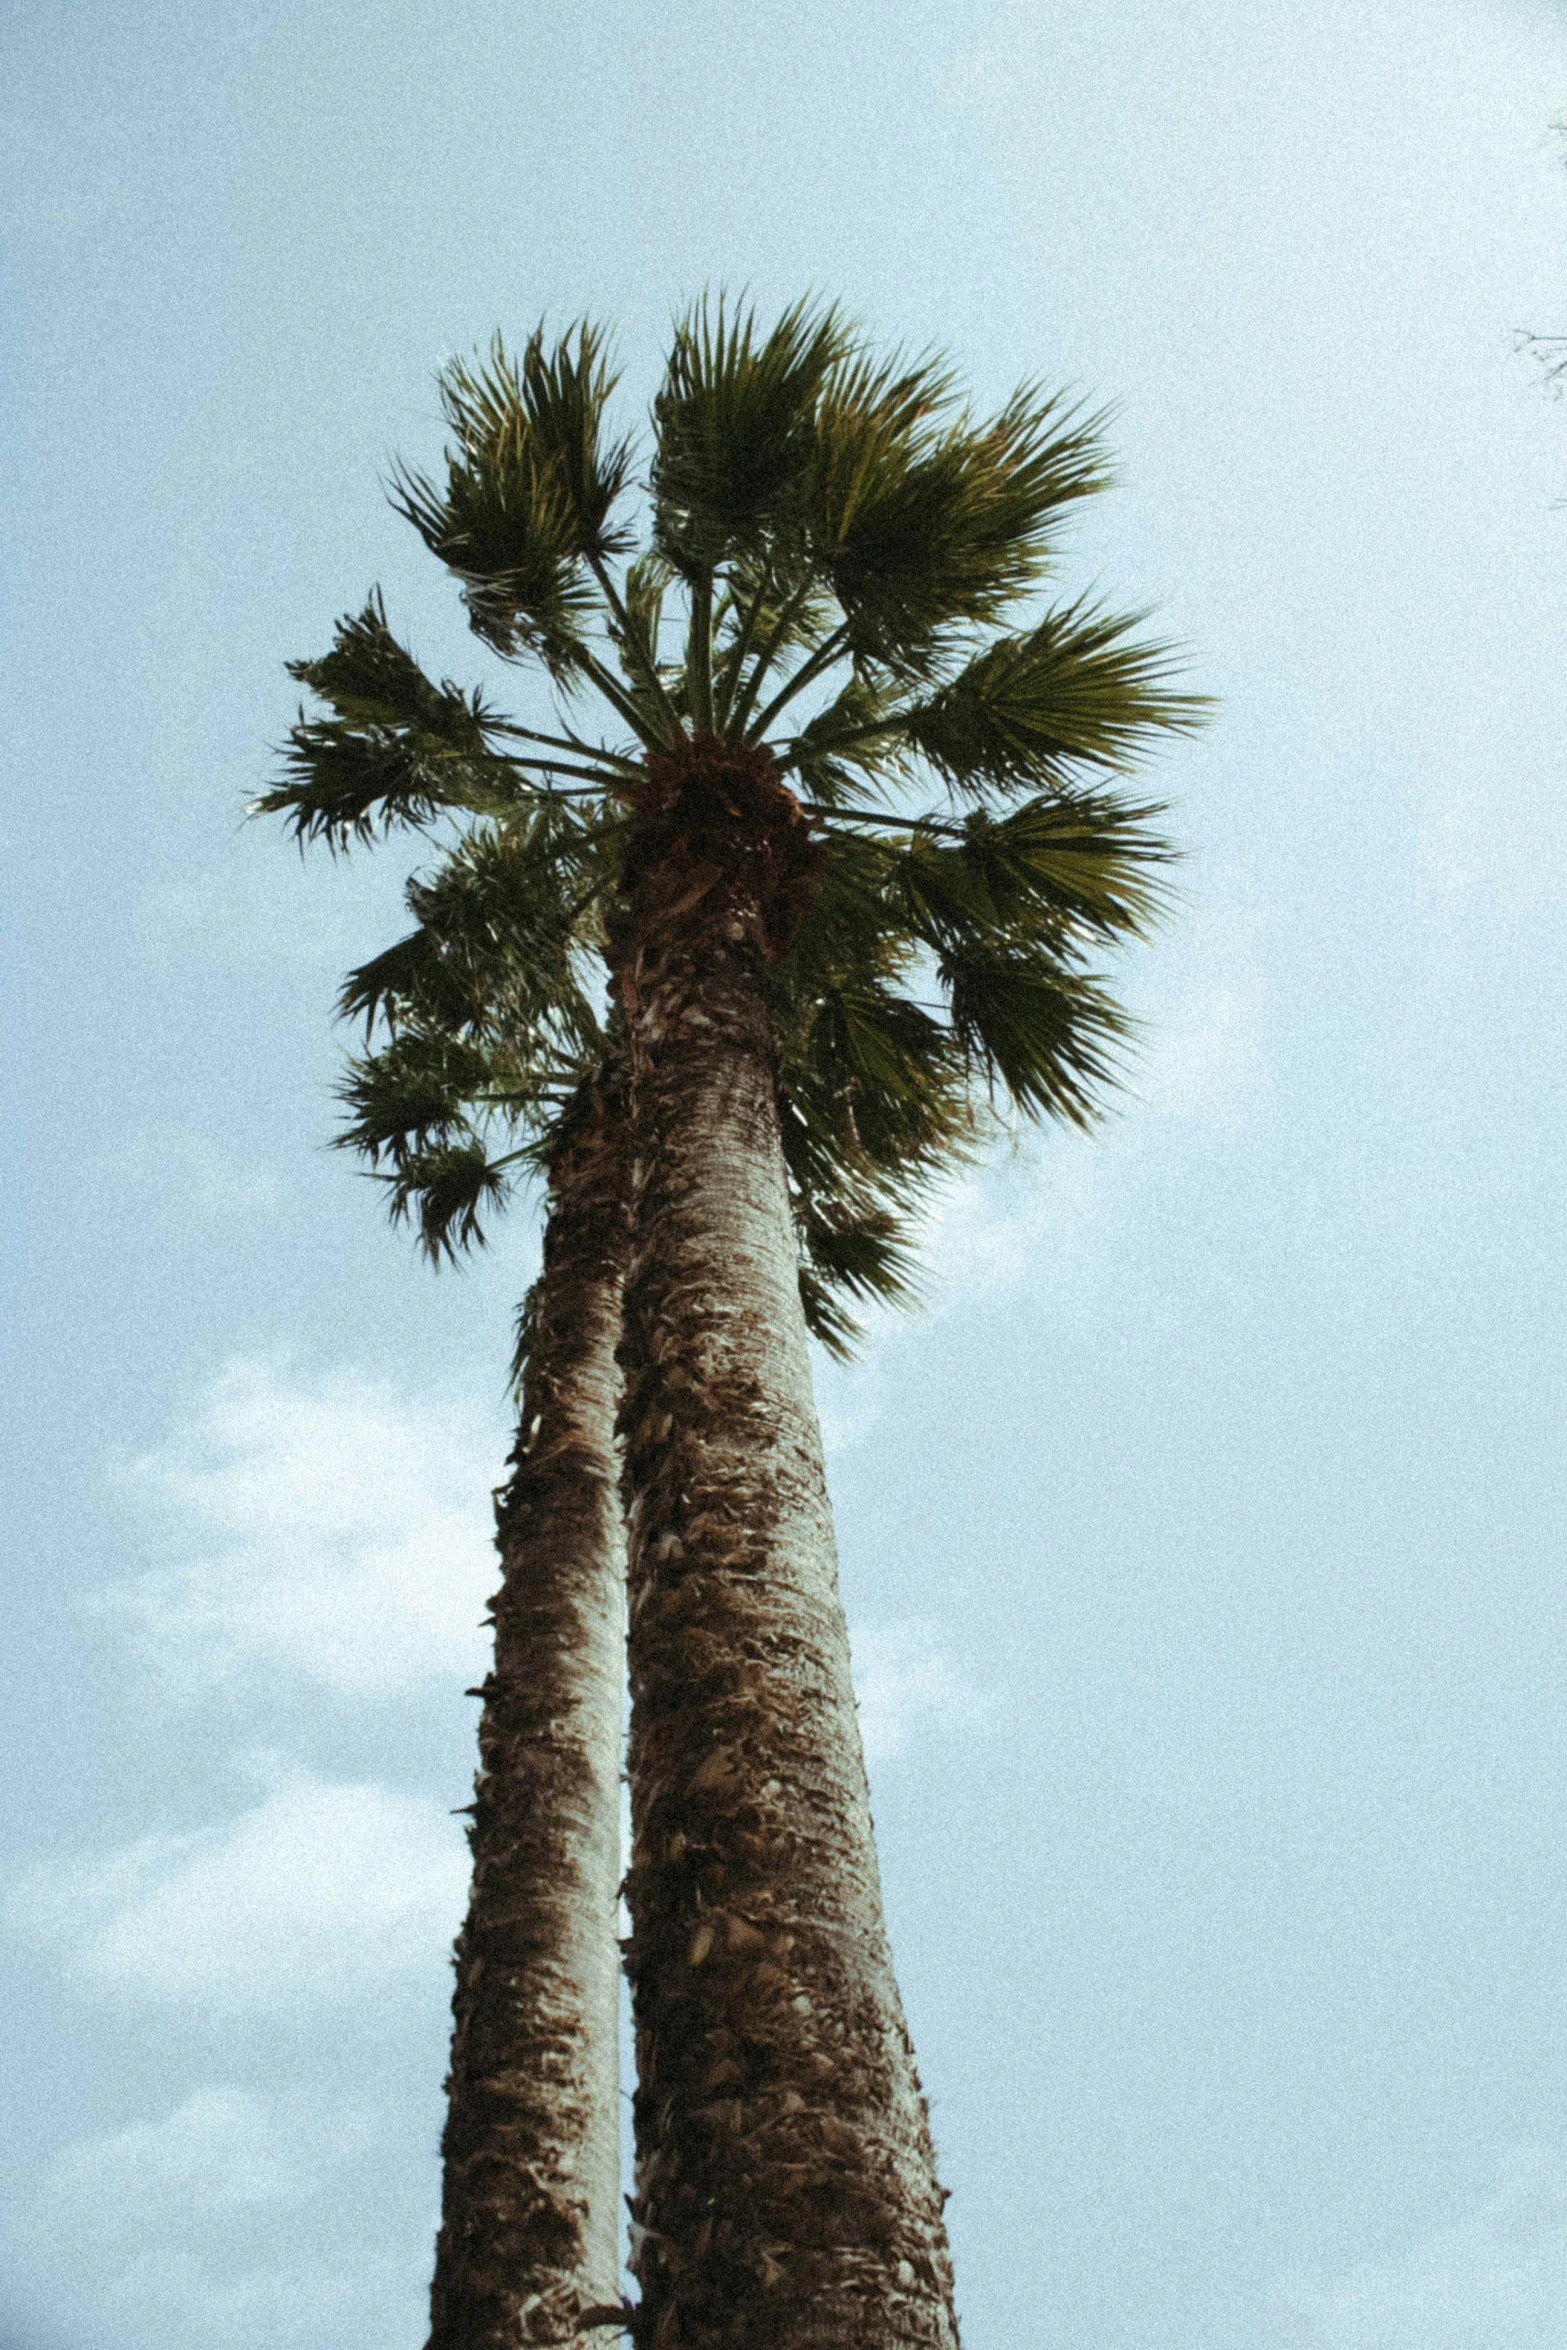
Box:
[612,740,960,2350]
[428,1077,631,2350]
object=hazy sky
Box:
[5,3,1567,2345]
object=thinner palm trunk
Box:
[429,1078,630,2350]
[614,744,960,2350]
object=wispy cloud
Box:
[1133,903,1268,1123]
[103,1125,285,1220]
[31,2088,301,2224]
[1284,2148,1567,2347]
[8,2084,426,2350]
[851,1619,982,1767]
[100,1358,504,1697]
[8,1766,467,2005]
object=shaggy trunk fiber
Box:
[613,741,960,2350]
[428,1077,631,2350]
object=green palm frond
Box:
[804,370,1113,678]
[785,669,906,804]
[881,793,1176,955]
[796,1203,928,1362]
[941,945,1132,1125]
[390,456,593,675]
[946,795,1175,939]
[712,552,837,732]
[405,813,612,1037]
[605,553,688,733]
[391,324,632,673]
[483,323,635,564]
[283,589,483,731]
[255,595,533,849]
[380,1138,522,1267]
[898,598,1209,795]
[337,928,455,1036]
[336,1029,496,1164]
[614,553,674,673]
[650,295,856,576]
[338,805,613,1049]
[781,824,907,981]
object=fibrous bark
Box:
[612,740,960,2350]
[428,1075,631,2350]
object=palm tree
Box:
[260,302,1200,2350]
[266,661,970,2350]
[263,680,636,2344]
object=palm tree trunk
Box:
[428,1074,631,2350]
[614,743,960,2350]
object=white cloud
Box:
[10,2085,425,2350]
[91,2247,423,2350]
[1137,958,1267,1122]
[101,1357,504,1696]
[32,2089,299,2231]
[1129,891,1269,1124]
[9,1767,468,2005]
[104,1125,284,1220]
[926,1140,1103,1292]
[88,2248,419,2350]
[851,1620,980,1766]
[1285,2149,1567,2347]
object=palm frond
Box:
[337,927,454,1036]
[797,1204,927,1361]
[381,1139,520,1266]
[945,795,1175,939]
[875,794,1174,959]
[806,372,1114,677]
[391,324,631,672]
[651,295,856,575]
[941,947,1133,1126]
[404,811,613,1042]
[604,553,683,730]
[255,595,533,849]
[335,1029,503,1165]
[900,599,1209,795]
[783,669,906,803]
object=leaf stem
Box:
[587,556,685,742]
[726,579,821,736]
[744,623,854,742]
[710,561,772,729]
[573,644,673,754]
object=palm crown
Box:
[257,299,1202,1334]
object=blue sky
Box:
[4,2,1567,2344]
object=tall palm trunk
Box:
[428,1075,631,2350]
[613,742,960,2350]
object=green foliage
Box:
[610,555,677,709]
[382,1140,520,1267]
[651,297,854,576]
[884,794,1175,949]
[256,595,532,849]
[334,1007,571,1266]
[804,367,1111,678]
[348,808,613,1048]
[391,324,632,671]
[898,598,1208,793]
[259,299,1207,1348]
[785,670,905,804]
[796,1204,926,1363]
[941,946,1130,1126]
